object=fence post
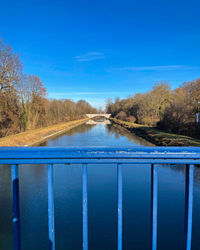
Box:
[47,164,55,250]
[11,164,21,250]
[151,164,158,250]
[82,164,88,250]
[184,164,194,250]
[117,164,123,250]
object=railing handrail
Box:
[0,146,200,164]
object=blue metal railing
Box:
[0,146,199,250]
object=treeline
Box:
[0,37,96,137]
[106,79,200,138]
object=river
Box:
[0,120,200,250]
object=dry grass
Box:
[0,118,88,146]
[111,118,200,146]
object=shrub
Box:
[126,116,136,123]
[115,111,127,121]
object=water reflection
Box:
[86,119,111,125]
[106,123,154,146]
[164,164,200,186]
[40,123,96,146]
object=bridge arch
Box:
[86,114,111,119]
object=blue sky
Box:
[1,0,200,108]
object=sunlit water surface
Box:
[1,121,200,250]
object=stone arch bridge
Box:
[86,114,111,119]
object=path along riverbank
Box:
[111,118,200,146]
[0,118,89,146]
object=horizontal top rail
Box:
[0,147,200,164]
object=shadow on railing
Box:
[1,146,199,250]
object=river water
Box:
[1,120,200,250]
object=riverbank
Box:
[111,118,200,146]
[0,118,89,146]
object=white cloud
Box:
[75,52,105,62]
[119,65,194,71]
[48,91,123,98]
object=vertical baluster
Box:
[117,164,122,250]
[47,164,55,250]
[11,164,21,250]
[82,164,88,250]
[151,164,158,250]
[184,164,194,250]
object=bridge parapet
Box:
[1,146,198,250]
[86,114,111,119]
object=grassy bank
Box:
[111,118,200,146]
[0,118,88,146]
